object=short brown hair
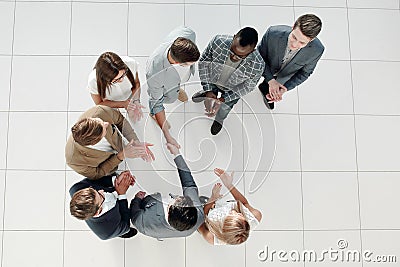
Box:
[71,118,103,146]
[70,188,98,220]
[170,37,200,63]
[294,14,322,39]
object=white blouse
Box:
[88,56,138,101]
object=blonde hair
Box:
[205,201,250,245]
[71,118,103,146]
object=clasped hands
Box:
[114,170,135,195]
[266,79,287,103]
[126,99,145,123]
[204,92,225,117]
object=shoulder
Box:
[247,50,265,70]
[268,25,291,34]
[88,105,120,121]
[69,179,90,196]
[147,46,167,74]
[169,26,196,42]
[178,26,196,41]
[207,34,232,49]
[87,69,97,87]
[122,56,138,72]
[261,25,291,40]
[308,37,325,54]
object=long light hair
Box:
[205,201,250,245]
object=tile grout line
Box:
[62,1,73,267]
[345,1,364,266]
[4,110,400,117]
[1,0,17,266]
[124,2,129,267]
[292,3,307,267]
[5,55,400,63]
[4,169,400,173]
[183,0,185,26]
[126,0,129,57]
[183,1,186,266]
[238,5,247,265]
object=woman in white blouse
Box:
[88,52,144,122]
[198,168,262,245]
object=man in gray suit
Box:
[130,144,204,239]
[258,14,324,109]
[146,26,200,147]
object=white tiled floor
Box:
[1,1,399,267]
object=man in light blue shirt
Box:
[146,26,200,147]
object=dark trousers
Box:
[258,79,270,98]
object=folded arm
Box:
[69,154,122,180]
[223,67,263,103]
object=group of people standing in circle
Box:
[66,14,324,245]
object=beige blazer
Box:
[65,105,138,179]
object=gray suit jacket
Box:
[146,26,196,115]
[130,155,204,239]
[257,25,324,90]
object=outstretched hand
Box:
[133,141,155,162]
[210,183,223,202]
[166,143,180,156]
[127,101,145,123]
[214,168,234,189]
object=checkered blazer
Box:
[198,35,265,102]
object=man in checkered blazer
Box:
[192,27,265,135]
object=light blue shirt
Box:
[146,26,196,115]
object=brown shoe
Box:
[150,114,171,129]
[178,88,188,102]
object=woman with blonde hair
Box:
[88,52,144,122]
[198,168,262,245]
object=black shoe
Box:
[259,83,275,110]
[120,227,138,239]
[258,81,268,95]
[192,91,207,103]
[262,96,275,110]
[211,120,223,135]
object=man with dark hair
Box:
[130,144,204,239]
[146,26,200,147]
[192,27,265,135]
[65,105,154,179]
[258,14,324,110]
[69,171,138,240]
